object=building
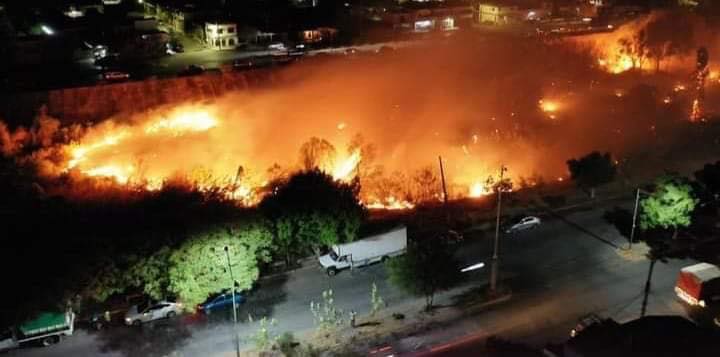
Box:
[205,22,238,50]
[379,1,472,32]
[476,2,545,24]
[565,315,720,357]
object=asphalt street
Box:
[8,197,696,357]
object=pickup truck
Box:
[0,311,75,351]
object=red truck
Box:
[675,262,720,308]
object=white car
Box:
[103,71,130,81]
[124,301,183,326]
[506,216,541,233]
[267,42,287,51]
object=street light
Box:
[489,165,507,294]
[224,246,241,357]
[628,188,650,250]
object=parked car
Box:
[103,71,130,81]
[197,292,244,314]
[78,293,144,330]
[233,58,255,70]
[375,45,395,55]
[94,53,119,69]
[268,42,287,51]
[124,301,183,326]
[181,64,205,76]
[166,42,184,55]
[505,216,541,233]
[570,313,604,337]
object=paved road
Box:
[7,197,696,356]
[397,201,694,356]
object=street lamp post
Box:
[490,165,507,294]
[224,246,241,357]
[628,188,641,250]
[628,188,650,250]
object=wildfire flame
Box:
[469,181,491,198]
[332,150,361,181]
[539,99,559,113]
[364,196,415,210]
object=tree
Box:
[618,29,648,70]
[167,221,273,308]
[412,166,440,202]
[694,161,720,203]
[260,169,365,266]
[644,11,694,73]
[637,174,699,316]
[299,137,336,172]
[386,236,462,311]
[370,282,384,317]
[310,289,343,334]
[249,316,278,352]
[640,174,698,239]
[567,151,617,198]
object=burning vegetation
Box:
[1,28,719,209]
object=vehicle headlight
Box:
[699,300,706,307]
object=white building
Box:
[205,22,238,50]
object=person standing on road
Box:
[350,310,357,328]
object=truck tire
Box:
[41,336,60,347]
[381,256,389,263]
[166,311,176,319]
[132,320,142,327]
[327,267,337,276]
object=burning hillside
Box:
[575,11,709,75]
[3,31,715,208]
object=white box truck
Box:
[318,226,407,275]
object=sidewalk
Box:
[283,280,511,356]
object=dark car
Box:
[233,58,255,70]
[375,45,395,55]
[197,292,244,314]
[182,64,205,76]
[166,42,184,54]
[570,313,604,337]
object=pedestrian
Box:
[350,310,357,328]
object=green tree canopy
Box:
[167,221,273,307]
[386,235,462,311]
[567,151,617,198]
[260,169,365,266]
[640,174,698,238]
[87,220,274,308]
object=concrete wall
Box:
[1,70,277,126]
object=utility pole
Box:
[438,156,450,226]
[224,246,241,357]
[628,188,641,250]
[490,165,507,294]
